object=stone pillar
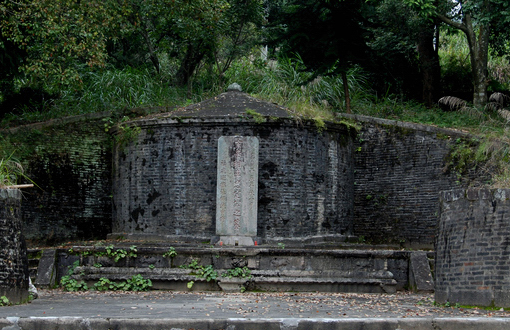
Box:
[0,188,29,304]
[436,188,510,307]
[216,136,259,246]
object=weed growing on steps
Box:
[61,260,152,292]
[60,261,88,292]
[69,245,138,263]
[180,259,218,283]
[0,296,9,306]
[163,247,177,258]
[222,266,252,279]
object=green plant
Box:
[197,265,218,282]
[313,117,326,133]
[94,278,117,291]
[245,109,266,124]
[126,274,153,291]
[105,245,138,262]
[93,275,152,291]
[149,264,155,270]
[0,151,36,188]
[222,266,251,279]
[180,259,218,282]
[163,247,177,258]
[61,261,88,292]
[93,263,102,268]
[187,281,194,290]
[277,243,285,250]
[0,296,9,306]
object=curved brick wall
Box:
[112,117,355,242]
[346,114,485,248]
[0,189,29,303]
[436,188,510,307]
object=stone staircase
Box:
[31,244,435,293]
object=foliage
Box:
[438,32,473,99]
[180,259,218,282]
[93,275,152,291]
[245,109,266,124]
[0,0,128,92]
[405,0,510,106]
[0,152,25,188]
[105,245,137,262]
[61,261,89,291]
[225,55,371,116]
[0,296,9,306]
[222,266,251,279]
[163,247,177,258]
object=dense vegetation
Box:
[1,0,509,184]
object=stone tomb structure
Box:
[112,88,355,243]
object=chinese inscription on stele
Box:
[216,136,259,246]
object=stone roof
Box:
[170,90,292,118]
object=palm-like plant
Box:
[0,153,33,189]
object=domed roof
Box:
[170,87,292,118]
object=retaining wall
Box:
[347,114,483,248]
[436,188,510,307]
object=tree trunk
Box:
[341,71,351,114]
[417,22,441,107]
[175,41,206,86]
[463,13,489,107]
[438,9,489,108]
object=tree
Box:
[0,0,126,92]
[367,0,441,106]
[270,0,371,113]
[110,0,263,87]
[408,0,510,107]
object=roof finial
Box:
[227,83,242,92]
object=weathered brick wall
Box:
[0,189,29,303]
[347,114,482,248]
[112,118,355,241]
[1,113,113,244]
[436,188,510,307]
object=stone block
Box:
[35,249,57,289]
[409,251,434,292]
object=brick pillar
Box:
[0,189,29,304]
[436,188,510,307]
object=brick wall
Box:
[346,114,482,248]
[436,188,510,307]
[0,189,29,303]
[112,118,355,241]
[2,113,113,244]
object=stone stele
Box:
[216,136,259,246]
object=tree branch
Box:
[437,14,468,33]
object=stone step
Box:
[70,266,397,293]
[39,245,434,293]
